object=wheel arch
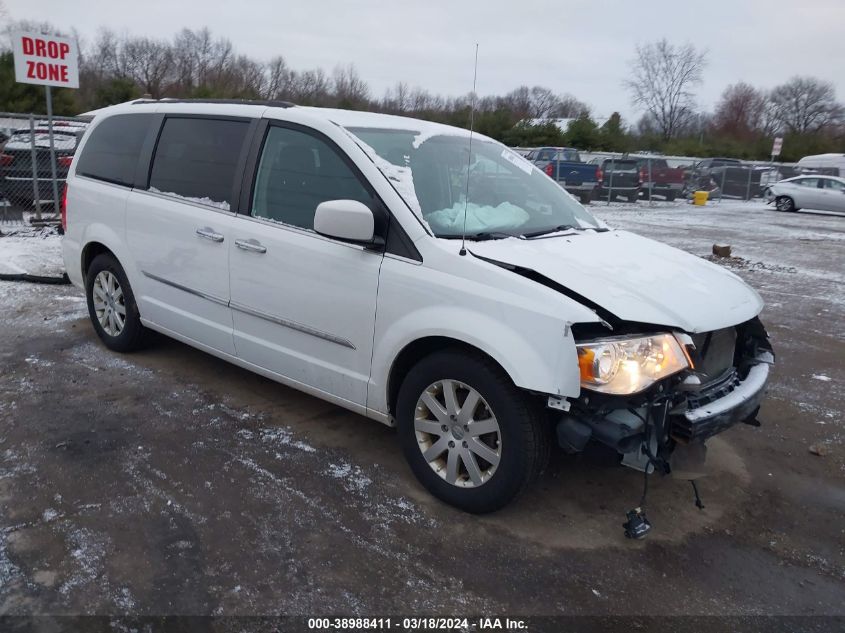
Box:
[385,336,534,421]
[81,241,116,279]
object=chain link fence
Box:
[578,151,810,206]
[0,112,91,226]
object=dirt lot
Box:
[0,200,842,620]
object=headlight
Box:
[576,333,690,395]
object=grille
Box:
[690,327,737,384]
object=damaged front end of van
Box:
[560,318,774,474]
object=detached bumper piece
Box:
[672,359,770,442]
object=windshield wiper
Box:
[437,231,514,241]
[521,225,577,238]
[521,225,609,238]
[469,231,514,241]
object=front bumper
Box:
[672,360,771,442]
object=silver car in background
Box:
[770,175,845,213]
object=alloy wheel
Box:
[413,379,502,488]
[92,270,126,336]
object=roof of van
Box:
[82,99,479,143]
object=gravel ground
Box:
[0,199,842,621]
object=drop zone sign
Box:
[13,32,79,89]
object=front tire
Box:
[775,196,796,212]
[396,349,549,513]
[85,253,148,352]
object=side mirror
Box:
[314,199,378,244]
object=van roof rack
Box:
[131,98,295,108]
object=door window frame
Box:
[138,113,259,213]
[237,118,421,261]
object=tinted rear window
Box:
[148,117,250,210]
[76,114,153,186]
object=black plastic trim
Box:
[133,98,295,108]
[134,113,165,189]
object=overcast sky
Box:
[5,0,845,122]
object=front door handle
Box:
[235,238,267,254]
[196,227,224,243]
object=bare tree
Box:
[769,76,844,134]
[501,86,532,120]
[264,56,293,100]
[122,36,172,98]
[555,94,590,118]
[382,81,411,113]
[712,82,767,140]
[625,39,707,140]
[528,86,559,119]
[332,64,370,109]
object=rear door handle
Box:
[235,238,267,254]
[196,227,224,243]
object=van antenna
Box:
[459,43,479,257]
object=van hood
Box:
[469,230,763,333]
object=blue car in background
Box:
[526,146,601,204]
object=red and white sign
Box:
[12,32,79,89]
[771,137,783,157]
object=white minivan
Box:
[62,99,774,513]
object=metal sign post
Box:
[28,115,43,220]
[45,86,61,215]
[745,164,753,202]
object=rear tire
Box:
[396,349,549,513]
[666,192,677,202]
[775,196,796,212]
[85,253,148,352]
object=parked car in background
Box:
[684,158,761,200]
[526,146,601,203]
[631,156,684,201]
[592,158,640,202]
[795,153,844,177]
[0,122,87,208]
[62,100,773,514]
[770,175,845,213]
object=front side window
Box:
[347,128,601,238]
[148,117,250,210]
[251,126,373,230]
[76,114,152,186]
[796,178,819,188]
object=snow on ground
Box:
[0,226,84,329]
[0,226,64,277]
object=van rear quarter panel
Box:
[63,176,133,287]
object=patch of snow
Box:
[42,508,60,522]
[148,187,230,211]
[0,230,64,276]
[812,374,832,382]
[259,426,316,453]
[58,527,110,596]
[326,460,372,493]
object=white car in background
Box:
[770,175,845,213]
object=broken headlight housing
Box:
[576,333,690,395]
